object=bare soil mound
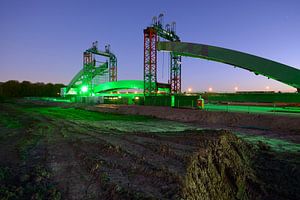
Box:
[181,131,260,200]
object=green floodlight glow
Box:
[93,80,144,93]
[81,86,88,92]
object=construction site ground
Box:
[0,99,299,199]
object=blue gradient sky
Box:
[0,0,299,92]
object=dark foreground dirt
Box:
[0,99,299,199]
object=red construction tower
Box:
[144,14,181,95]
[144,27,158,95]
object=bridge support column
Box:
[82,52,94,95]
[109,56,117,82]
[144,27,158,95]
[170,53,181,93]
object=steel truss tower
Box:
[87,43,118,82]
[64,42,117,96]
[144,27,158,95]
[109,55,117,82]
[83,51,94,93]
[170,53,181,93]
[143,14,181,95]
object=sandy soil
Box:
[0,99,299,199]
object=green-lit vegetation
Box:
[205,103,300,115]
[236,133,300,152]
[24,106,153,122]
[18,122,53,160]
[201,92,300,103]
[0,113,22,129]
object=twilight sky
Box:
[0,0,299,92]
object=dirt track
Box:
[91,104,300,143]
[0,100,299,199]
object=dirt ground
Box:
[91,104,300,144]
[0,99,299,199]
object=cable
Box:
[162,51,164,79]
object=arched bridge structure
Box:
[157,42,300,92]
[93,80,144,93]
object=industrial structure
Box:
[157,41,300,92]
[62,14,300,106]
[144,14,182,95]
[62,41,117,96]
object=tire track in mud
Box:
[41,119,174,199]
[64,121,182,198]
[62,121,259,200]
[28,119,103,199]
[45,119,218,198]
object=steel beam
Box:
[158,41,300,90]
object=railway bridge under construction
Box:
[62,14,300,98]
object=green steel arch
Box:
[157,42,300,91]
[93,80,144,93]
[65,62,108,94]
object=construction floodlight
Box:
[81,86,88,92]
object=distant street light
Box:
[208,87,213,92]
[266,86,270,90]
[188,88,192,92]
[234,86,238,91]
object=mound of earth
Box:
[87,130,262,199]
[180,131,260,200]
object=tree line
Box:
[0,80,65,97]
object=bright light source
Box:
[81,86,88,92]
[208,87,213,92]
[134,97,139,100]
[234,86,238,91]
[266,86,270,90]
[188,88,192,92]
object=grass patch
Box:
[235,133,300,153]
[0,113,22,129]
[24,106,154,122]
[17,122,52,160]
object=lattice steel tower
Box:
[143,14,181,95]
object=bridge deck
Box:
[157,41,300,91]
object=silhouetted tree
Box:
[0,80,65,98]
